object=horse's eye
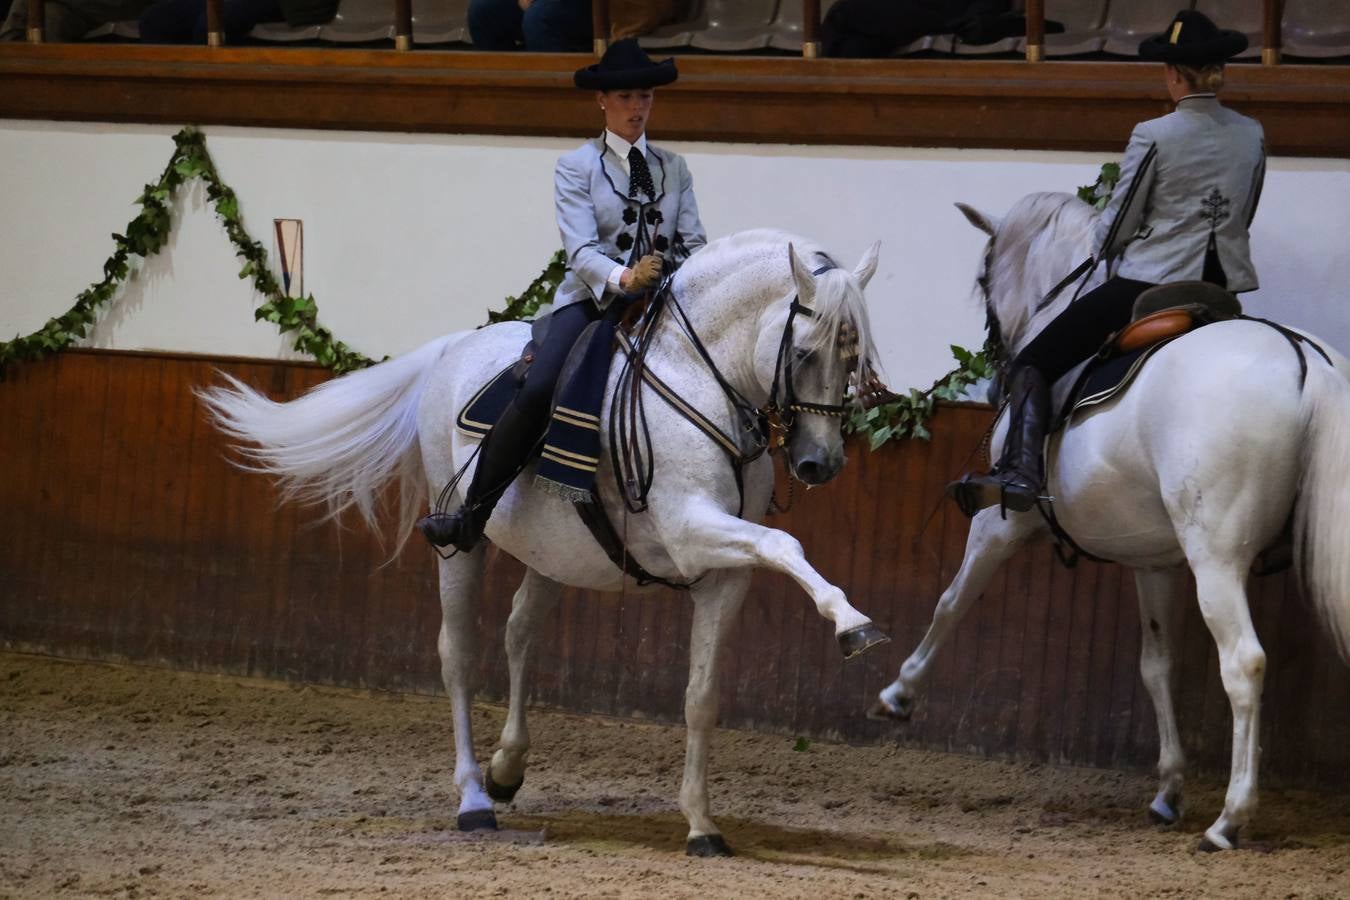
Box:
[794,348,811,362]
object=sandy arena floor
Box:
[1,652,1348,899]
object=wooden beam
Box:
[25,0,42,42]
[592,0,609,54]
[802,0,820,59]
[394,0,411,51]
[206,0,224,46]
[1025,0,1045,63]
[0,46,1347,157]
[1264,0,1283,66]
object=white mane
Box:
[675,228,883,378]
[983,192,1098,356]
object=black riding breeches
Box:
[1012,277,1155,383]
[515,300,601,420]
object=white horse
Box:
[201,229,890,856]
[873,193,1350,851]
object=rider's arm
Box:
[556,153,624,306]
[1092,126,1158,264]
[671,153,707,261]
[1245,131,1267,228]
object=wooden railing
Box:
[19,0,1296,65]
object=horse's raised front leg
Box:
[486,568,562,804]
[665,502,885,657]
[873,507,1040,720]
[1134,567,1186,827]
[436,547,496,832]
[680,568,749,857]
[1190,560,1267,852]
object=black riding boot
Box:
[949,365,1050,517]
[416,398,542,551]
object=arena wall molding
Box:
[1,46,1349,156]
[2,347,1347,786]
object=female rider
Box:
[952,9,1266,516]
[419,38,707,551]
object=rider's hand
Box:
[624,255,664,293]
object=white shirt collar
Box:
[1177,92,1218,105]
[604,130,648,164]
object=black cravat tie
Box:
[628,146,655,200]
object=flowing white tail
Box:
[197,333,462,553]
[1295,357,1350,662]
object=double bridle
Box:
[610,264,860,516]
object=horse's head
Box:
[956,193,1098,385]
[768,242,882,485]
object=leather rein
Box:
[611,263,854,519]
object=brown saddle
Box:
[1114,281,1243,353]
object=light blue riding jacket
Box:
[1094,94,1266,292]
[553,136,707,309]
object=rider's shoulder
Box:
[556,138,606,173]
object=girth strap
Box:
[573,498,699,591]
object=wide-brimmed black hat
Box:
[574,38,678,91]
[1139,10,1248,65]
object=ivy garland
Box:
[0,128,1119,453]
[845,345,994,451]
[0,126,561,380]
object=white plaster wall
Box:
[2,119,1348,390]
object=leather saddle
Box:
[1050,281,1242,431]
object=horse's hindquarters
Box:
[1049,322,1306,568]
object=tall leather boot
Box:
[417,398,542,551]
[949,365,1050,517]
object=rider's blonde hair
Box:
[1176,63,1225,93]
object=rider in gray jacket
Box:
[951,9,1265,517]
[418,39,707,552]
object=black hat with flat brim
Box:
[1139,10,1248,65]
[574,38,678,91]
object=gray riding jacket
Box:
[553,136,707,309]
[1093,94,1266,292]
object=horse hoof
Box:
[456,809,499,832]
[686,834,734,858]
[867,697,912,722]
[1148,796,1180,827]
[1198,828,1238,852]
[838,623,890,659]
[485,771,524,803]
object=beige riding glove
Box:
[626,255,664,293]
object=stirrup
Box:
[947,473,1039,519]
[415,510,485,552]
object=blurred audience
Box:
[137,0,335,42]
[823,0,1056,58]
[468,0,590,52]
[1,0,153,40]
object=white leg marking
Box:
[489,569,563,791]
[878,509,1037,714]
[1135,567,1186,823]
[1192,561,1266,849]
[679,569,750,842]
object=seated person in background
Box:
[1,0,153,40]
[137,0,335,43]
[823,0,1049,58]
[468,0,591,52]
[610,0,678,40]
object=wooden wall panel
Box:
[3,348,1349,787]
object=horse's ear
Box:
[852,241,881,289]
[955,202,1001,237]
[787,243,817,306]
